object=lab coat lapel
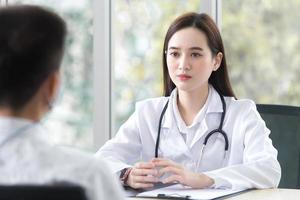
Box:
[190,86,223,148]
[160,124,192,159]
[160,95,192,159]
[206,86,223,114]
[190,119,208,148]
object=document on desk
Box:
[136,184,246,199]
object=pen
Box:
[157,193,191,199]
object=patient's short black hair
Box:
[0,5,66,110]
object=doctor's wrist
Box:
[119,167,132,186]
[200,173,214,188]
[193,173,214,189]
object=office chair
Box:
[257,104,300,189]
[0,183,87,200]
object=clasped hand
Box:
[126,158,214,189]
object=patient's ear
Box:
[49,71,60,101]
[44,70,60,108]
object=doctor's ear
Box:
[213,52,223,71]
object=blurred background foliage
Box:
[6,0,300,147]
[113,0,300,134]
[223,0,300,104]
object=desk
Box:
[126,189,300,200]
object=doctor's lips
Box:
[177,74,192,81]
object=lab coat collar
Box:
[161,85,223,129]
[189,86,224,147]
[206,85,224,114]
[161,89,176,129]
[159,85,225,157]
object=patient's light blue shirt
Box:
[0,117,124,200]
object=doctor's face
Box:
[166,27,221,93]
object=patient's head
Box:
[0,5,66,119]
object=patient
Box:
[0,5,123,200]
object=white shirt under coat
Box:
[0,117,124,200]
[97,85,281,190]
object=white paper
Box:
[136,184,246,199]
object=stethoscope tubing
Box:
[155,101,169,158]
[155,91,229,161]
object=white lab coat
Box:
[0,117,124,200]
[97,85,281,190]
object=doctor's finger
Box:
[162,174,183,185]
[131,182,154,189]
[158,166,183,177]
[131,168,158,176]
[134,162,155,169]
[132,175,159,184]
[152,159,178,167]
[152,158,173,164]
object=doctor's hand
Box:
[126,161,159,189]
[152,158,214,189]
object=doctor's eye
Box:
[168,51,180,58]
[191,52,202,58]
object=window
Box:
[8,0,94,150]
[222,0,300,106]
[11,0,294,148]
[112,0,202,134]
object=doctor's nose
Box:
[178,56,191,71]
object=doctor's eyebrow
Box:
[168,47,180,51]
[189,47,204,51]
[167,46,204,51]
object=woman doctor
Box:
[96,12,281,190]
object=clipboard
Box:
[124,182,176,197]
[132,183,249,200]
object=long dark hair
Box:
[162,12,235,98]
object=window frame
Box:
[93,0,220,150]
[0,0,8,6]
[93,0,112,150]
[3,0,220,150]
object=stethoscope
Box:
[154,90,229,167]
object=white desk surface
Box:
[126,188,300,200]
